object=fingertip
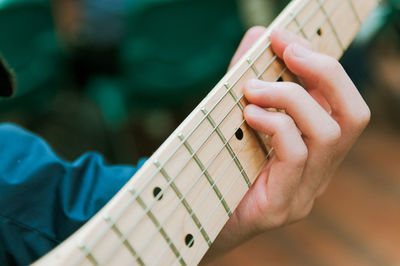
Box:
[247,26,267,38]
[244,104,261,120]
[229,26,267,70]
[244,78,262,92]
[283,43,314,76]
[271,28,314,59]
[282,43,296,65]
[270,29,286,58]
[244,79,273,103]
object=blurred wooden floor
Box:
[208,121,400,266]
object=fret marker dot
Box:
[235,128,244,140]
[185,234,194,247]
[153,187,163,200]
[317,28,322,36]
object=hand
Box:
[202,27,370,262]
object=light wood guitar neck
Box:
[35,0,380,265]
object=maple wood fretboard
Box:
[35,0,380,265]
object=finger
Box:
[243,79,341,144]
[270,28,370,130]
[244,104,307,163]
[228,26,266,70]
[244,105,307,221]
[283,44,369,123]
[270,29,331,113]
[270,28,313,59]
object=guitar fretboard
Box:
[35,0,380,265]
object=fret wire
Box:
[223,83,270,157]
[153,127,259,266]
[105,0,312,225]
[224,82,244,110]
[159,1,346,262]
[258,0,343,80]
[78,243,99,266]
[103,215,145,266]
[317,0,345,51]
[103,117,251,266]
[84,94,245,264]
[101,103,254,265]
[141,1,328,213]
[206,0,345,252]
[99,3,334,259]
[115,1,346,263]
[154,160,212,246]
[246,58,264,80]
[78,0,316,261]
[257,0,328,78]
[154,72,287,266]
[290,11,308,38]
[171,144,271,266]
[151,127,256,266]
[178,133,232,216]
[201,107,251,188]
[129,188,187,266]
[346,0,362,25]
[309,0,345,40]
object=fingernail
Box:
[291,43,313,58]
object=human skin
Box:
[201,26,371,263]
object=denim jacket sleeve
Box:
[0,123,145,265]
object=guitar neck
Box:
[35,0,379,265]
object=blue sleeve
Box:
[0,123,146,265]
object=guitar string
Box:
[79,0,338,264]
[83,0,354,262]
[171,150,269,266]
[102,0,343,263]
[153,137,271,266]
[154,0,348,264]
[99,0,326,262]
[80,0,344,262]
[79,0,361,262]
[102,119,255,265]
[151,0,342,259]
[101,118,252,264]
[160,144,269,266]
[159,1,360,259]
[75,1,314,263]
[172,0,351,264]
[142,127,262,266]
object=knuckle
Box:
[345,101,371,132]
[286,140,308,168]
[292,144,308,165]
[256,196,291,229]
[316,121,341,146]
[356,104,371,129]
[293,200,314,222]
[269,205,291,228]
[275,115,295,132]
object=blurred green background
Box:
[0,0,398,165]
